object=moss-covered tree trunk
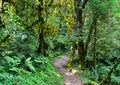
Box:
[65,41,76,68]
[38,27,46,56]
[66,0,89,69]
[75,0,85,69]
[84,12,98,67]
[37,0,46,56]
[65,0,81,69]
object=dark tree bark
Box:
[75,0,85,68]
[38,27,46,55]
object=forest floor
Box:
[53,55,83,85]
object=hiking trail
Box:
[53,55,83,85]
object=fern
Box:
[4,56,20,67]
[25,57,35,72]
[111,75,120,85]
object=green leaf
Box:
[25,58,35,72]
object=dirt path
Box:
[53,55,83,85]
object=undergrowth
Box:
[0,51,63,85]
[79,63,120,85]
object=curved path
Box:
[53,55,83,85]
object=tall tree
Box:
[66,0,89,69]
[37,0,46,55]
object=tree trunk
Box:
[65,41,76,68]
[66,0,89,69]
[84,14,96,57]
[37,0,46,56]
[65,0,80,68]
[78,41,85,68]
[75,0,85,69]
[38,28,46,56]
[84,12,98,68]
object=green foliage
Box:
[1,0,120,85]
[0,52,63,85]
[25,57,36,72]
[52,28,72,51]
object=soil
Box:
[53,55,83,85]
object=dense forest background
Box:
[0,0,120,85]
